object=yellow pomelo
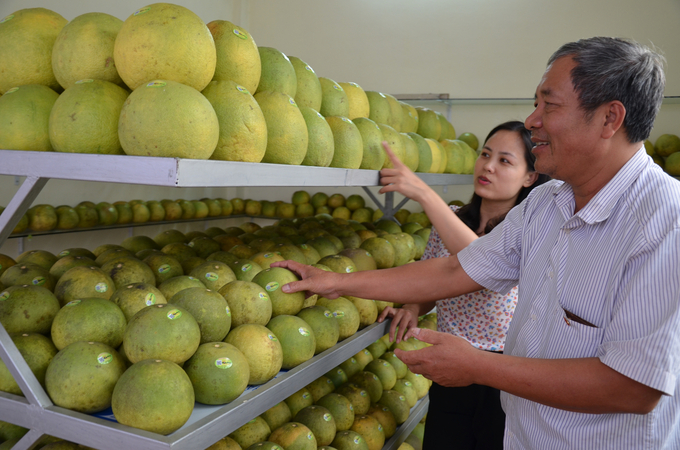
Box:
[392,379,418,408]
[229,416,271,449]
[346,296,378,329]
[655,133,680,157]
[52,13,124,90]
[457,131,479,151]
[320,77,350,118]
[114,3,216,91]
[49,79,128,154]
[400,133,420,172]
[261,401,293,432]
[365,91,390,125]
[326,116,364,169]
[256,47,297,97]
[350,414,385,450]
[339,82,370,119]
[225,324,283,385]
[366,403,397,439]
[378,124,405,169]
[316,296,361,340]
[300,106,334,167]
[269,422,316,450]
[353,348,374,371]
[0,85,59,151]
[255,91,309,164]
[415,107,441,140]
[384,94,403,132]
[436,111,456,140]
[119,79,219,159]
[665,152,680,176]
[377,390,410,425]
[291,56,322,111]
[0,8,67,94]
[354,117,385,170]
[202,80,267,162]
[644,139,655,155]
[400,102,419,133]
[440,139,467,174]
[425,138,447,173]
[403,370,431,398]
[455,139,477,174]
[406,132,433,172]
[305,376,336,402]
[112,359,194,435]
[207,20,260,94]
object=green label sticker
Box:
[363,350,370,356]
[360,391,367,397]
[158,264,171,274]
[307,432,313,440]
[333,311,345,318]
[259,292,268,300]
[333,84,342,91]
[0,291,10,301]
[305,65,314,72]
[298,327,310,336]
[167,309,182,320]
[248,418,257,424]
[404,381,412,386]
[188,276,196,280]
[378,424,383,432]
[399,395,406,401]
[58,250,70,257]
[300,244,308,249]
[145,293,156,306]
[324,311,332,318]
[236,85,249,93]
[382,361,390,366]
[265,281,279,292]
[289,98,297,107]
[95,283,108,293]
[97,353,112,364]
[233,28,248,39]
[345,266,354,273]
[215,357,232,369]
[205,272,219,281]
[323,413,332,422]
[225,305,231,316]
[382,406,389,412]
[350,357,357,364]
[268,333,278,341]
[0,14,14,23]
[302,392,310,399]
[65,300,81,307]
[263,253,273,258]
[337,369,343,374]
[350,82,359,87]
[341,117,352,124]
[188,242,195,247]
[147,80,166,87]
[75,79,94,84]
[379,93,386,98]
[32,277,45,286]
[242,264,252,272]
[134,6,151,15]
[354,436,362,444]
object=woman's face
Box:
[473,129,537,202]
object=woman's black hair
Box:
[456,121,550,234]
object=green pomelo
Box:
[227,258,263,283]
[147,200,166,221]
[346,296,378,329]
[366,339,388,360]
[45,341,126,413]
[365,91,390,125]
[349,371,383,403]
[110,282,166,321]
[366,403,397,439]
[184,341,249,405]
[270,244,307,264]
[353,117,385,170]
[318,255,357,274]
[325,116,363,169]
[27,204,58,232]
[440,139,466,174]
[52,265,113,306]
[0,254,17,279]
[256,47,296,97]
[378,123,405,169]
[143,252,183,285]
[170,287,232,343]
[382,351,408,379]
[437,111,456,140]
[339,82,370,120]
[393,379,418,408]
[311,192,329,208]
[51,298,126,350]
[300,106,334,167]
[353,348,374,371]
[404,370,431,399]
[118,79,219,159]
[655,133,680,157]
[189,261,236,292]
[0,420,28,442]
[294,405,337,447]
[325,367,349,388]
[49,79,127,155]
[261,401,292,433]
[123,303,201,364]
[207,20,260,94]
[400,133,420,172]
[336,383,371,415]
[154,229,187,248]
[94,247,134,266]
[296,203,315,218]
[666,152,680,176]
[251,251,286,270]
[255,90,308,165]
[382,234,413,267]
[0,332,57,395]
[269,422,316,450]
[296,305,339,354]
[0,84,59,152]
[224,323,283,385]
[157,275,205,300]
[0,285,60,334]
[350,414,385,450]
[290,56,322,111]
[307,236,341,259]
[317,392,355,431]
[245,441,283,450]
[188,236,221,259]
[378,390,410,425]
[266,315,316,369]
[121,235,159,254]
[112,359,194,435]
[319,77,350,118]
[365,359,397,390]
[285,387,314,418]
[457,131,479,151]
[316,297,360,340]
[400,102,419,133]
[305,375,336,402]
[359,237,394,269]
[339,357,362,379]
[101,257,156,289]
[202,79,267,162]
[15,250,56,271]
[229,416,272,449]
[0,262,55,292]
[252,267,305,317]
[48,255,94,280]
[332,430,369,450]
[383,94,403,132]
[415,108,441,140]
[219,280,272,326]
[229,245,258,260]
[55,205,80,229]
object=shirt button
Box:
[531,313,537,321]
[549,271,554,279]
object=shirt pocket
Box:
[542,306,605,359]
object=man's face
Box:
[524,56,604,182]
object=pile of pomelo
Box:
[0,212,432,443]
[646,134,680,176]
[0,4,475,174]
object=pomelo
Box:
[437,111,456,140]
[415,107,441,140]
[360,237,395,269]
[383,94,403,132]
[207,20,260,94]
[407,133,433,173]
[290,57,322,111]
[424,138,444,173]
[0,8,67,94]
[377,390,410,424]
[260,401,292,432]
[300,106,334,167]
[256,47,296,97]
[366,403,397,439]
[294,405,337,447]
[184,341,249,405]
[219,280,272,326]
[256,90,309,165]
[49,255,93,280]
[143,252,183,285]
[339,82,370,120]
[655,133,680,157]
[346,296,378,329]
[266,315,316,369]
[365,91,390,126]
[317,393,355,431]
[189,261,236,291]
[332,430,369,450]
[305,376,336,402]
[365,359,397,390]
[110,282,167,321]
[319,77,350,118]
[297,305,340,354]
[112,359,194,434]
[349,371,383,403]
[378,124,405,169]
[0,84,59,151]
[252,267,305,317]
[202,80,267,162]
[229,416,272,449]
[315,297,360,340]
[114,3,216,91]
[170,287,232,343]
[393,379,418,408]
[101,257,156,289]
[440,139,467,174]
[227,259,264,282]
[53,265,114,306]
[400,102,419,133]
[326,117,363,169]
[118,79,219,159]
[51,298,126,350]
[285,387,314,417]
[354,117,385,170]
[268,422,316,450]
[52,12,124,89]
[350,414,385,450]
[457,131,479,151]
[224,323,283,385]
[666,152,680,176]
[400,133,420,172]
[353,348,374,371]
[0,332,57,395]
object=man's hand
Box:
[270,259,344,299]
[378,304,419,343]
[394,328,482,387]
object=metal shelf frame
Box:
[0,150,445,450]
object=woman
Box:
[378,120,550,449]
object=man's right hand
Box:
[378,304,419,343]
[271,259,344,299]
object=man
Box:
[274,37,680,448]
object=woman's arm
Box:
[378,142,478,255]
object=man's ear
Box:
[601,101,626,139]
[523,171,539,188]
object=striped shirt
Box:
[458,147,680,449]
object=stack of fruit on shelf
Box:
[0,4,479,175]
[646,134,680,176]
[0,209,433,448]
[0,191,434,236]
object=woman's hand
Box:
[378,303,420,343]
[379,142,432,203]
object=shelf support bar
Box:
[361,188,412,224]
[11,428,44,450]
[0,176,49,246]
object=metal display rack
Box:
[0,150,461,450]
